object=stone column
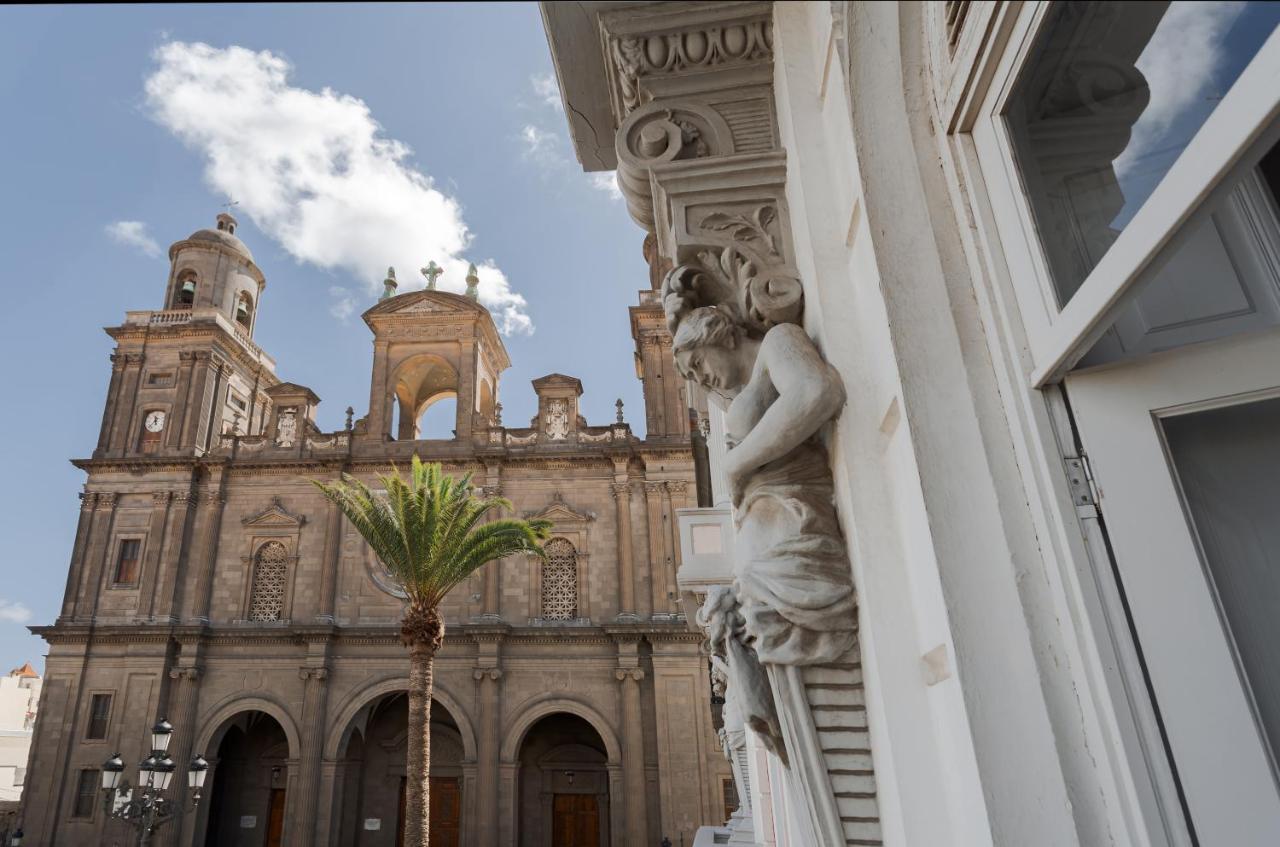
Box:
[295,665,331,846]
[611,482,638,619]
[643,482,667,616]
[615,666,650,847]
[58,492,98,620]
[165,664,203,847]
[158,491,197,621]
[178,351,213,447]
[473,666,503,846]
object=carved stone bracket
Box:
[472,667,504,682]
[614,667,646,683]
[298,667,329,683]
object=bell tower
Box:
[94,214,277,459]
[359,271,510,443]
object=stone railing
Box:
[121,308,276,369]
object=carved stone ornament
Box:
[543,399,570,440]
[607,19,773,116]
[276,408,298,447]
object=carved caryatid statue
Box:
[668,233,865,840]
[666,247,857,671]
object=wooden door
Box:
[264,789,286,847]
[429,777,461,847]
[1066,329,1280,843]
[552,794,600,847]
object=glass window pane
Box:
[1006,1,1280,306]
[1163,395,1280,769]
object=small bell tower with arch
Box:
[359,268,509,443]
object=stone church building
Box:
[21,214,729,846]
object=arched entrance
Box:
[335,692,468,847]
[203,711,291,847]
[516,713,610,847]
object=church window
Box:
[247,540,288,622]
[235,291,254,328]
[540,538,578,621]
[113,539,141,585]
[175,271,197,308]
[72,769,99,818]
[86,693,112,739]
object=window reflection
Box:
[1007,1,1280,306]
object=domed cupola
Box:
[164,212,267,336]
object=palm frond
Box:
[312,456,552,616]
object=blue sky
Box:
[0,4,644,673]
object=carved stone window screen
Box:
[248,540,288,622]
[540,538,579,621]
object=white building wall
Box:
[0,672,40,802]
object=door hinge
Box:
[1064,453,1099,508]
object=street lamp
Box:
[100,718,207,847]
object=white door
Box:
[1066,328,1280,844]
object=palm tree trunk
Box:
[407,638,436,847]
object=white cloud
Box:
[520,124,565,169]
[531,73,563,112]
[144,41,532,335]
[589,172,623,202]
[1116,2,1247,178]
[105,220,162,258]
[329,286,357,321]
[0,600,32,624]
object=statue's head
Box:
[673,306,752,395]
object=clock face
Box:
[144,411,166,433]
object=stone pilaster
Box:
[138,491,173,620]
[157,491,197,621]
[165,664,203,847]
[295,664,331,846]
[615,665,650,847]
[480,477,504,617]
[58,492,98,620]
[187,483,227,623]
[611,480,639,619]
[473,665,503,845]
[317,494,342,622]
[108,352,146,454]
[95,352,127,454]
[643,481,667,616]
[76,491,118,619]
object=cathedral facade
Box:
[22,214,728,846]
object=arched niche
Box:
[390,353,460,440]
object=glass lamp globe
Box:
[150,718,174,754]
[138,755,157,789]
[101,753,124,791]
[153,755,176,791]
[188,754,209,790]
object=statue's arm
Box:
[725,324,845,502]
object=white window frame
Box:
[971,6,1280,386]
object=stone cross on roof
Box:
[421,261,443,290]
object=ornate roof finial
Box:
[380,266,398,301]
[616,398,625,423]
[465,263,480,300]
[345,406,354,432]
[494,402,503,425]
[421,261,442,291]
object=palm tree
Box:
[314,456,550,847]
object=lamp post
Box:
[100,718,209,847]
